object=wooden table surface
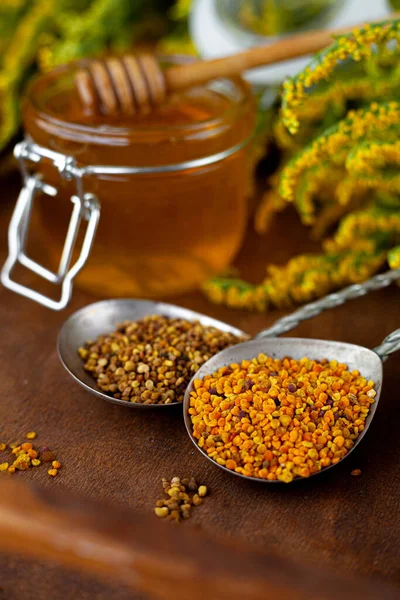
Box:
[0,174,399,599]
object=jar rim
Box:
[25,55,253,141]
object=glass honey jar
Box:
[2,58,255,309]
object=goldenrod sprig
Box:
[281,18,400,134]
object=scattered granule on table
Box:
[0,434,62,477]
[351,469,362,477]
[154,477,208,521]
[79,316,244,405]
[41,448,56,463]
[189,353,376,483]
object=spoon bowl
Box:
[183,336,384,483]
[57,298,245,409]
[58,269,400,480]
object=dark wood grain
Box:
[0,173,399,598]
[0,478,398,600]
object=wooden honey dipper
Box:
[75,14,397,115]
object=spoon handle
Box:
[256,269,400,339]
[373,329,400,361]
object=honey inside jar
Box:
[23,58,255,298]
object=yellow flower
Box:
[280,102,400,203]
[388,246,400,269]
[281,19,400,134]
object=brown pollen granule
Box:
[189,353,376,483]
[351,468,362,477]
[79,316,243,405]
[154,477,208,521]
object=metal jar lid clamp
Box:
[1,140,101,310]
[2,137,249,310]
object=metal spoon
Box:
[59,269,399,417]
[57,298,244,409]
[183,269,400,482]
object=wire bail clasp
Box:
[1,140,100,310]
